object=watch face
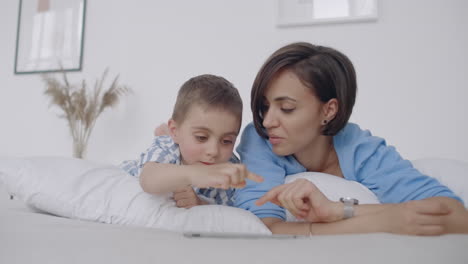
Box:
[340,197,359,205]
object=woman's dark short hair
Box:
[172,74,242,123]
[251,42,357,138]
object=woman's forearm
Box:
[352,203,392,217]
[264,198,468,236]
[262,214,385,236]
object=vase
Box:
[72,140,87,159]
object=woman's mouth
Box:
[200,162,214,165]
[268,136,283,145]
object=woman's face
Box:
[262,70,327,156]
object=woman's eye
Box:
[195,136,208,142]
[281,108,295,113]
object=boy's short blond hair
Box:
[171,74,243,123]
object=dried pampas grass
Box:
[42,69,131,158]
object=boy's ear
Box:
[167,119,179,143]
[322,98,338,121]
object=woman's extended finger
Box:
[255,184,289,206]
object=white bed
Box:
[1,157,468,264]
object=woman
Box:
[235,42,468,235]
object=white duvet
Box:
[0,156,467,234]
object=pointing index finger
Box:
[255,184,287,206]
[247,172,264,183]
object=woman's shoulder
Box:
[241,123,262,138]
[335,123,399,179]
[238,123,271,149]
[335,123,385,148]
[237,123,275,160]
[237,123,303,170]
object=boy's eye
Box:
[195,136,208,142]
[222,139,234,145]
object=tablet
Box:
[183,232,308,239]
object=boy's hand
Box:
[154,123,170,136]
[190,163,263,189]
[173,186,207,209]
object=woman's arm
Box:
[262,203,457,236]
[258,180,468,235]
[423,196,468,233]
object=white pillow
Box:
[284,172,380,221]
[412,158,468,206]
[284,158,468,222]
[0,177,11,208]
[0,156,271,234]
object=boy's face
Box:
[169,104,241,165]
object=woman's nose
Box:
[262,109,278,128]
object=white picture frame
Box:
[14,0,86,74]
[277,0,378,27]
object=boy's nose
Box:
[205,140,219,158]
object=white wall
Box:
[1,0,467,164]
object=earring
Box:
[322,120,328,125]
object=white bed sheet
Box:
[1,197,468,264]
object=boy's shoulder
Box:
[149,135,179,151]
[144,135,181,164]
[152,135,176,145]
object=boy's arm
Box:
[139,163,193,194]
[140,162,263,195]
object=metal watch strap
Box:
[340,197,358,219]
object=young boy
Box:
[120,74,262,208]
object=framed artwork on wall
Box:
[14,0,87,74]
[277,0,378,27]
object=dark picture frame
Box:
[14,0,86,74]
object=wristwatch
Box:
[339,197,359,219]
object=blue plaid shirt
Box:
[120,135,238,206]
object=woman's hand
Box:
[375,198,460,236]
[189,163,264,189]
[173,186,206,209]
[256,179,342,223]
